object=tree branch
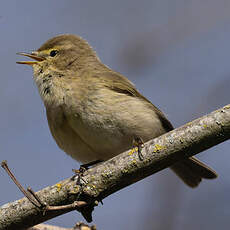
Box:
[1,104,230,230]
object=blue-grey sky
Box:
[0,1,230,229]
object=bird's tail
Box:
[170,156,217,188]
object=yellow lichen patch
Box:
[84,184,97,194]
[56,183,62,192]
[153,144,165,153]
[91,184,96,189]
[224,105,230,110]
[101,172,108,179]
[179,138,184,143]
[121,169,128,174]
[69,186,80,194]
[128,147,137,155]
[131,160,137,166]
[186,122,193,126]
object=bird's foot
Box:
[132,137,145,161]
[72,160,102,186]
[71,160,103,202]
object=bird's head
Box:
[17,34,97,72]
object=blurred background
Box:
[0,1,230,229]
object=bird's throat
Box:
[33,65,65,108]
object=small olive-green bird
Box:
[17,34,217,187]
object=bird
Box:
[17,34,217,187]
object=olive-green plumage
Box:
[18,34,217,187]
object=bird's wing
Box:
[97,71,174,132]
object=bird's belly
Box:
[46,95,166,164]
[61,120,133,163]
[46,108,129,163]
[46,108,98,163]
[52,123,98,163]
[64,96,166,163]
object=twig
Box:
[1,161,88,214]
[1,161,41,208]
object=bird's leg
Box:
[133,137,145,161]
[80,159,103,170]
[71,160,103,202]
[72,160,103,185]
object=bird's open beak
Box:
[16,52,45,65]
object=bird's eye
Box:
[50,50,58,57]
